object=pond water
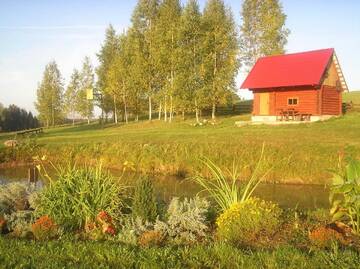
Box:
[0,166,329,209]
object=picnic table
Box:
[277,109,311,122]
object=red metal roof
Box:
[241,48,334,89]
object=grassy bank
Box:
[1,112,360,184]
[0,238,359,269]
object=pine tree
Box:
[35,61,64,127]
[131,0,160,121]
[154,0,182,122]
[202,0,239,120]
[78,57,95,124]
[96,25,119,123]
[240,0,289,68]
[64,69,81,125]
[177,0,203,122]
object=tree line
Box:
[0,103,39,132]
[35,0,289,126]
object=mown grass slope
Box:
[1,111,359,184]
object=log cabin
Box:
[241,48,348,122]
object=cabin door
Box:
[259,93,270,115]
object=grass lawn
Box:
[0,238,359,269]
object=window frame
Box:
[287,97,299,106]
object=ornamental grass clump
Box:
[132,176,158,222]
[193,144,272,212]
[35,162,125,231]
[216,197,282,247]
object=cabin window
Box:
[288,98,298,106]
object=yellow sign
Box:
[86,88,94,100]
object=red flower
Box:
[104,225,116,236]
[97,211,112,223]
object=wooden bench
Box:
[16,127,43,136]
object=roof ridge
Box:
[258,48,334,60]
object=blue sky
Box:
[0,0,359,113]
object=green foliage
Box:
[35,60,64,127]
[330,158,360,234]
[132,176,158,222]
[64,69,81,124]
[5,210,34,238]
[240,0,290,68]
[35,163,125,231]
[116,217,154,246]
[193,145,272,211]
[0,238,360,268]
[216,197,282,247]
[154,197,209,244]
[202,0,239,119]
[0,104,39,132]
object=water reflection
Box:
[0,167,329,209]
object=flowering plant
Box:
[31,215,58,240]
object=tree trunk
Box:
[169,95,173,123]
[87,117,90,125]
[113,94,118,124]
[164,96,168,122]
[135,114,139,122]
[158,102,162,120]
[148,96,152,121]
[195,99,199,124]
[212,102,216,120]
[182,110,185,121]
[123,95,128,124]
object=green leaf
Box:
[332,211,345,221]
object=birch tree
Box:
[97,25,119,122]
[177,0,203,122]
[35,61,64,127]
[240,0,289,68]
[202,0,239,120]
[154,0,182,122]
[64,69,80,125]
[77,57,94,124]
[131,0,160,121]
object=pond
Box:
[0,166,329,209]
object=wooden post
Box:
[28,167,39,183]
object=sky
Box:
[0,0,359,113]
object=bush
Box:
[138,230,164,248]
[309,226,347,249]
[330,158,360,234]
[132,176,158,222]
[35,163,125,231]
[116,217,154,245]
[0,183,35,215]
[32,215,58,240]
[4,210,34,238]
[216,197,282,247]
[154,197,209,245]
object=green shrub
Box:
[4,210,34,238]
[35,163,125,231]
[0,183,35,215]
[154,197,209,245]
[132,176,158,222]
[116,217,154,245]
[330,158,360,234]
[216,197,282,247]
